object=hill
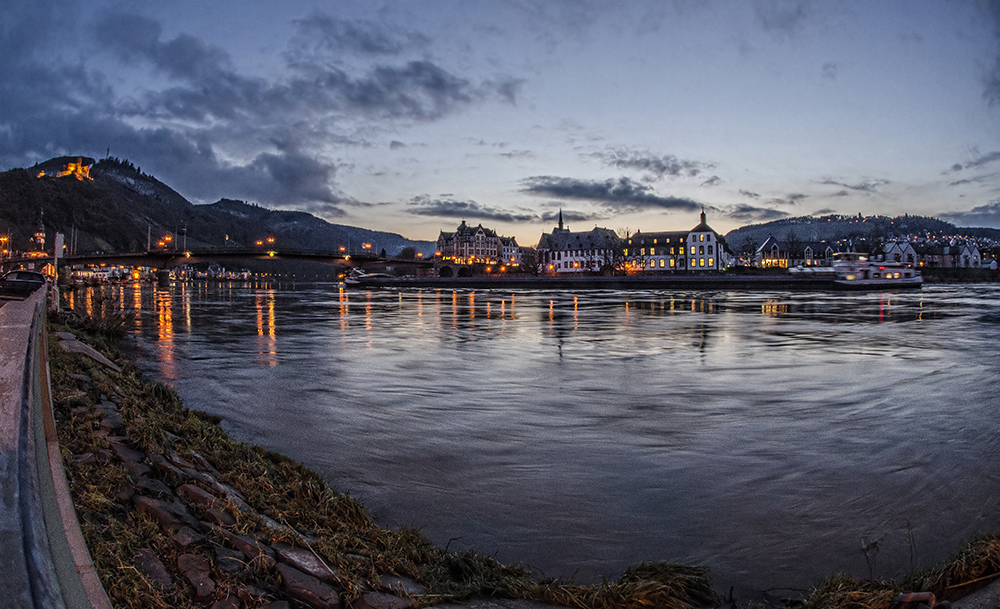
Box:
[722,214,1000,256]
[0,157,435,256]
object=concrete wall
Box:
[0,291,110,609]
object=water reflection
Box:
[61,283,1000,598]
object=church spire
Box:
[558,208,564,231]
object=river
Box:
[63,281,1000,599]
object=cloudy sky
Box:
[3,0,1000,243]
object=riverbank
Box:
[48,310,715,609]
[48,308,1000,609]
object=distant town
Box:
[2,155,998,281]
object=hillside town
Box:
[434,210,997,276]
[2,156,999,280]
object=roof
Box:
[537,227,619,251]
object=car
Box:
[0,270,48,296]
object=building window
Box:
[659,259,665,268]
[641,247,646,256]
[699,258,705,267]
[670,247,675,255]
[707,245,713,254]
[670,258,676,267]
[708,258,714,267]
[699,245,704,255]
[690,245,696,255]
[653,238,658,244]
[699,234,705,242]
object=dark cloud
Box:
[940,200,1000,228]
[390,140,406,150]
[499,150,535,159]
[727,204,790,222]
[821,62,838,80]
[817,177,889,193]
[407,196,539,223]
[540,209,602,224]
[812,208,837,215]
[701,175,721,187]
[593,147,712,179]
[981,0,1000,105]
[767,193,808,206]
[522,176,703,213]
[739,189,761,199]
[947,150,1000,173]
[754,0,810,39]
[287,12,428,59]
[948,172,999,186]
[0,6,521,218]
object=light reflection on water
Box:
[66,282,1000,597]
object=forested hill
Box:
[723,214,1000,255]
[0,157,434,256]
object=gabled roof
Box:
[537,227,619,251]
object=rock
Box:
[178,553,216,599]
[213,545,246,574]
[134,476,173,499]
[276,562,341,609]
[123,460,152,478]
[168,450,196,469]
[113,483,135,504]
[133,495,200,532]
[236,584,267,604]
[171,526,207,548]
[68,372,93,383]
[134,495,181,530]
[215,527,276,565]
[182,469,228,495]
[203,507,237,526]
[178,483,222,508]
[97,448,115,463]
[378,576,426,596]
[188,450,220,475]
[110,442,146,463]
[100,412,123,430]
[136,549,173,587]
[272,542,338,583]
[149,453,188,485]
[350,592,412,609]
[210,598,241,609]
[219,483,252,513]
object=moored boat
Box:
[831,252,922,289]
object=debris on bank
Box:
[47,315,717,609]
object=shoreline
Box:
[47,308,1000,609]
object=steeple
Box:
[700,207,706,225]
[558,208,564,231]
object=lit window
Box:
[641,247,646,256]
[659,259,665,268]
[624,248,629,256]
[700,234,705,242]
[708,258,714,267]
[690,246,696,255]
[670,247,675,255]
[699,258,705,267]
[699,246,704,255]
[670,258,675,267]
[653,238,658,244]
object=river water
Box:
[64,282,1000,598]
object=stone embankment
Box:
[58,334,415,608]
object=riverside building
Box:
[624,211,734,272]
[536,211,619,274]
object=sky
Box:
[3,0,1000,245]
